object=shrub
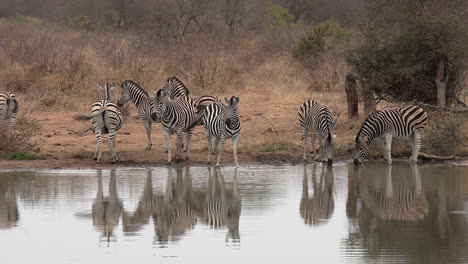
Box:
[0,118,39,156]
[264,1,296,30]
[7,152,41,160]
[65,15,96,32]
[422,112,466,156]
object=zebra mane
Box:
[123,80,149,97]
[167,77,190,97]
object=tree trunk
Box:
[363,83,376,114]
[435,58,449,107]
[345,73,359,119]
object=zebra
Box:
[0,91,19,127]
[202,96,241,167]
[117,80,158,151]
[163,76,220,123]
[75,84,123,163]
[154,89,199,164]
[353,105,428,165]
[298,99,338,165]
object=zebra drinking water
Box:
[0,91,18,127]
[202,96,241,167]
[353,105,428,165]
[75,84,123,163]
[118,80,158,150]
[154,89,199,164]
[298,100,338,165]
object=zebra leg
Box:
[311,133,317,160]
[143,120,152,151]
[164,129,172,165]
[302,128,308,161]
[409,131,422,164]
[184,129,193,160]
[206,130,212,164]
[175,130,183,162]
[109,129,119,163]
[94,130,103,162]
[318,136,326,163]
[383,133,393,165]
[215,137,225,167]
[10,114,16,127]
[233,134,240,168]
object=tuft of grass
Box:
[258,140,301,153]
[7,152,41,160]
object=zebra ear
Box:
[224,97,229,104]
[108,85,116,99]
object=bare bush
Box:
[422,112,467,156]
[0,118,39,155]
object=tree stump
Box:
[345,73,359,119]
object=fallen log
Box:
[419,152,455,161]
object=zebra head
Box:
[353,134,370,165]
[323,132,336,165]
[153,89,170,120]
[118,81,132,107]
[164,77,190,99]
[224,96,240,128]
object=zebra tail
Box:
[74,111,102,121]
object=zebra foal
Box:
[0,91,19,127]
[353,105,427,165]
[118,80,158,150]
[75,84,123,163]
[202,96,241,167]
[298,100,338,165]
[154,89,198,164]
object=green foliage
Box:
[293,19,351,60]
[347,0,468,104]
[264,1,296,30]
[422,113,466,156]
[65,15,96,32]
[7,152,41,160]
[8,15,29,25]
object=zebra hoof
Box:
[207,161,211,165]
[167,161,172,165]
[302,158,307,163]
[409,159,417,165]
[145,147,152,151]
[93,157,98,161]
[111,160,119,164]
[185,156,190,161]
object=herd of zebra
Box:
[1,78,428,166]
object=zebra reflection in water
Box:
[154,167,198,245]
[204,167,241,243]
[123,169,157,233]
[300,164,335,226]
[0,176,19,229]
[358,165,428,222]
[92,170,123,243]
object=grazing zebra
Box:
[298,99,338,165]
[353,105,427,165]
[75,84,123,163]
[202,96,241,167]
[0,91,19,127]
[118,80,158,150]
[154,89,198,164]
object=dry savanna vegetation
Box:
[0,0,467,168]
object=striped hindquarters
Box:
[0,91,18,123]
[298,99,333,136]
[89,100,123,133]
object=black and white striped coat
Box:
[163,77,220,125]
[353,105,428,165]
[0,91,18,127]
[298,99,337,164]
[202,96,241,167]
[154,89,199,164]
[75,84,123,163]
[118,80,158,150]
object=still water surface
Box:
[0,163,467,263]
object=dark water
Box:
[0,163,467,264]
